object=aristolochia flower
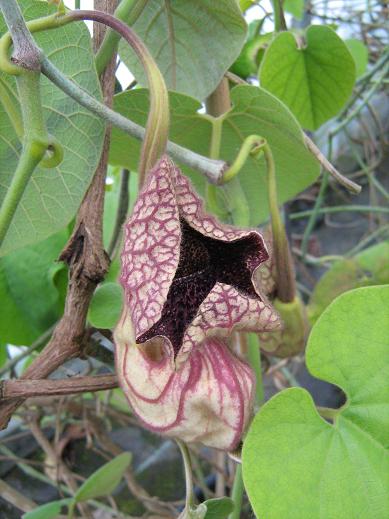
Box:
[114,156,281,449]
[115,309,255,449]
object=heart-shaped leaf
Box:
[0,0,104,255]
[242,285,389,519]
[118,0,247,101]
[259,26,356,130]
[109,85,319,225]
[308,241,389,324]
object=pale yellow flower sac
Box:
[114,309,255,451]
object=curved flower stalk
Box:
[115,156,281,449]
[256,230,309,357]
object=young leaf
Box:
[242,285,389,519]
[230,33,272,79]
[259,26,356,130]
[203,497,234,518]
[74,452,132,503]
[308,241,389,324]
[345,38,369,78]
[22,499,71,519]
[88,282,123,329]
[109,86,319,226]
[118,0,247,101]
[0,0,104,255]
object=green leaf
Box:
[74,452,132,503]
[239,0,255,12]
[259,26,356,130]
[0,229,68,345]
[0,0,104,255]
[109,85,319,225]
[22,499,71,519]
[242,285,389,519]
[308,241,389,324]
[118,0,247,101]
[283,0,304,20]
[345,38,368,78]
[105,258,120,283]
[203,497,234,518]
[88,282,123,329]
[230,33,272,79]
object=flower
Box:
[114,156,281,449]
[115,309,254,450]
[117,156,280,369]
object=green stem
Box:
[41,55,225,182]
[345,224,389,257]
[0,76,23,138]
[271,0,286,31]
[209,164,250,225]
[330,60,389,138]
[229,464,244,519]
[206,107,228,218]
[0,6,226,182]
[177,440,195,511]
[300,134,333,258]
[0,324,54,377]
[229,333,264,519]
[291,204,389,220]
[223,135,296,299]
[0,12,69,75]
[222,135,265,183]
[95,0,148,75]
[206,79,251,225]
[0,72,48,248]
[0,0,41,75]
[337,49,389,120]
[263,142,295,302]
[0,445,133,518]
[247,333,264,404]
[0,7,170,185]
[67,500,76,519]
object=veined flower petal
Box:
[114,308,255,450]
[119,156,281,366]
